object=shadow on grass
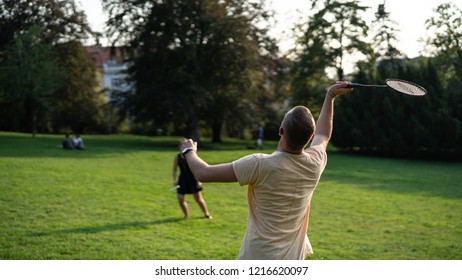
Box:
[0,133,266,158]
[30,217,184,236]
[323,178,462,200]
[0,133,179,158]
[322,152,462,200]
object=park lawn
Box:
[0,132,461,260]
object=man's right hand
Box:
[327,81,352,97]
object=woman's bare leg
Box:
[177,193,189,219]
[193,192,212,219]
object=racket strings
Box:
[386,80,426,96]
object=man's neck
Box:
[277,139,303,155]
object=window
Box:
[111,78,124,88]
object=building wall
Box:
[84,46,132,100]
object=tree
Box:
[371,3,402,61]
[369,2,402,76]
[290,6,332,110]
[424,2,462,79]
[0,0,92,50]
[424,2,462,153]
[51,42,106,133]
[0,25,62,137]
[331,2,406,153]
[0,0,109,134]
[290,0,370,115]
[325,0,370,80]
[103,0,278,142]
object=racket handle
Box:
[346,83,364,88]
[347,83,388,88]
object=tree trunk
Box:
[31,113,37,138]
[211,119,222,143]
[25,99,36,137]
[186,120,201,143]
[337,67,344,81]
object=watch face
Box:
[182,148,192,156]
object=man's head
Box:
[280,106,315,151]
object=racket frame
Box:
[346,79,426,96]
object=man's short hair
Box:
[281,106,315,150]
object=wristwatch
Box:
[181,147,194,156]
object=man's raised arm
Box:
[310,82,352,150]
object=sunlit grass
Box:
[1,132,461,259]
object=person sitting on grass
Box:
[73,133,85,150]
[62,133,75,150]
[179,82,351,259]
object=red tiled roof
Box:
[84,46,126,67]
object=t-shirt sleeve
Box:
[306,145,328,171]
[232,154,260,186]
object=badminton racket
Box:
[347,79,426,96]
[169,185,180,192]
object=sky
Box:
[78,0,460,58]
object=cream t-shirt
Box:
[232,145,327,260]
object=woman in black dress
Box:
[172,149,212,219]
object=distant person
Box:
[255,124,264,149]
[62,134,75,150]
[178,81,352,259]
[73,134,84,150]
[172,139,212,219]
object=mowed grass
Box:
[1,132,461,260]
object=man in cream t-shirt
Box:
[180,82,352,259]
[232,145,326,259]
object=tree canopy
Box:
[289,1,462,159]
[0,25,62,136]
[0,0,92,47]
[0,0,106,134]
[328,2,462,159]
[103,0,281,142]
[290,0,369,115]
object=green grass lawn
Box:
[1,132,461,260]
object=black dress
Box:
[177,153,203,194]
